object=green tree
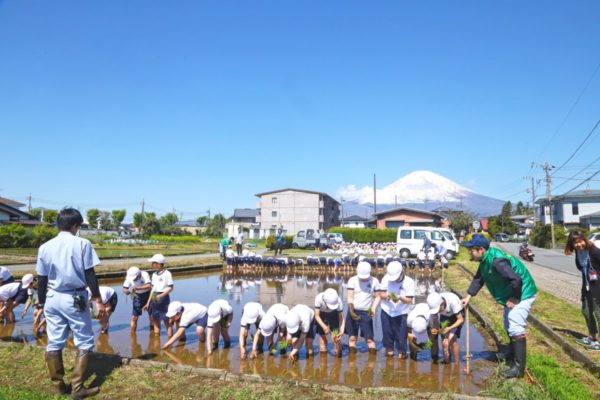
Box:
[111,209,126,230]
[448,211,476,236]
[205,213,226,237]
[43,209,58,225]
[196,216,208,226]
[515,201,525,215]
[99,211,112,230]
[160,213,179,227]
[87,208,101,229]
[497,201,517,234]
[31,225,58,246]
[30,208,42,221]
[0,224,30,247]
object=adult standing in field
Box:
[122,266,152,331]
[36,207,105,398]
[377,261,415,359]
[461,234,537,379]
[144,254,173,337]
[564,231,600,351]
[275,229,286,256]
[236,227,244,256]
[346,261,380,354]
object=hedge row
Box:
[0,224,58,248]
[265,235,294,250]
[326,227,397,243]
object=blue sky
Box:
[1,1,599,221]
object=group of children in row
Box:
[121,254,463,364]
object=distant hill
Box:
[338,170,505,218]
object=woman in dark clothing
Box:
[565,231,600,351]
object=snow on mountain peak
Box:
[337,170,473,204]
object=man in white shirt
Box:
[285,304,315,361]
[236,228,244,255]
[377,261,415,358]
[162,301,208,349]
[346,262,380,354]
[427,292,464,364]
[122,266,152,331]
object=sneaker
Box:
[575,337,594,346]
[585,341,600,351]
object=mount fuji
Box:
[337,170,505,218]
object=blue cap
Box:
[463,234,490,248]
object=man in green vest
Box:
[461,234,537,379]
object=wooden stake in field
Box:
[465,306,472,374]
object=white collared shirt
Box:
[378,276,415,317]
[151,269,173,293]
[123,271,151,294]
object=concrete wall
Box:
[376,210,439,229]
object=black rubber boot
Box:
[45,350,70,395]
[496,343,514,364]
[500,337,526,379]
[71,350,100,399]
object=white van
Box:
[396,227,459,260]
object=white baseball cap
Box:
[21,273,34,287]
[323,288,340,310]
[240,303,263,326]
[207,303,223,326]
[166,301,183,318]
[356,261,372,279]
[412,316,429,344]
[427,292,443,315]
[148,254,166,264]
[285,311,301,334]
[259,314,277,337]
[126,266,141,279]
[386,261,403,281]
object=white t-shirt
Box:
[207,299,233,328]
[0,282,21,301]
[378,276,415,317]
[242,249,250,257]
[151,270,173,293]
[240,302,265,327]
[290,304,314,334]
[180,303,208,328]
[347,276,379,311]
[314,292,343,313]
[0,267,12,281]
[440,292,463,317]
[225,248,235,258]
[236,233,244,244]
[123,271,151,294]
[266,303,289,328]
[99,286,115,304]
[407,303,432,328]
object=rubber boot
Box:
[45,350,69,395]
[496,343,514,364]
[500,337,526,379]
[71,349,100,399]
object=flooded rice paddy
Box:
[1,268,497,395]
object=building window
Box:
[572,202,579,215]
[272,197,277,204]
[272,211,277,217]
[319,209,323,215]
[400,230,412,239]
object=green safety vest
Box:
[478,247,537,305]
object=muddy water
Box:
[2,269,496,395]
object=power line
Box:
[553,154,600,192]
[552,118,600,176]
[561,167,600,197]
[539,61,600,157]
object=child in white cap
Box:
[239,302,265,359]
[161,301,208,349]
[314,288,345,356]
[407,302,433,361]
[346,261,381,354]
[0,273,34,323]
[122,266,152,331]
[376,261,415,358]
[285,304,316,361]
[206,299,234,354]
[0,266,15,286]
[250,303,289,359]
[88,285,118,334]
[427,292,464,364]
[144,254,174,337]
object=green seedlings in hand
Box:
[151,292,158,303]
[390,293,399,303]
[220,318,229,328]
[440,320,450,338]
[331,328,339,337]
[271,348,278,355]
[367,309,374,317]
[419,340,433,350]
[278,341,287,350]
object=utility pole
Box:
[340,197,345,227]
[524,176,537,215]
[395,195,398,208]
[140,199,145,236]
[28,194,32,212]
[373,174,377,216]
[544,162,556,249]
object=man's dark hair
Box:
[57,207,84,231]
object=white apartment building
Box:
[537,189,600,230]
[255,188,340,238]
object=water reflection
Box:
[1,269,494,394]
